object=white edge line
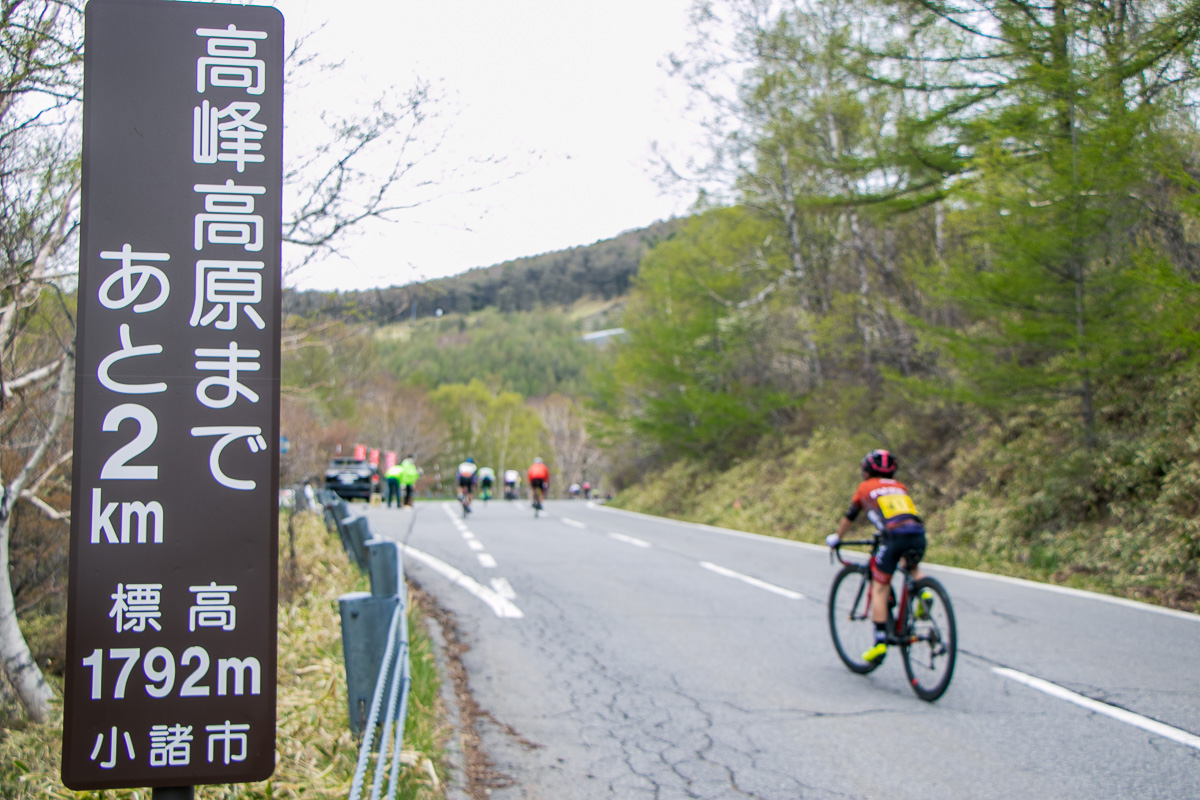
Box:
[608,532,651,548]
[402,545,522,618]
[994,667,1200,751]
[700,561,805,601]
[561,518,587,529]
[490,577,517,600]
[588,504,1198,624]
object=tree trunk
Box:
[0,353,73,723]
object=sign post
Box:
[62,0,284,791]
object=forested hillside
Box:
[595,0,1200,610]
[283,218,680,323]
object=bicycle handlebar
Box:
[830,535,879,566]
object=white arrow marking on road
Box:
[608,532,651,548]
[490,577,517,600]
[561,518,587,529]
[994,667,1200,751]
[402,545,523,619]
[700,562,805,600]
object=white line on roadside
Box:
[561,518,587,529]
[700,562,805,600]
[490,577,517,600]
[478,553,497,568]
[994,667,1200,751]
[608,532,651,548]
[401,545,523,619]
[466,540,484,552]
[591,503,1198,623]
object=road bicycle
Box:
[828,535,957,701]
[458,491,472,518]
[531,487,544,518]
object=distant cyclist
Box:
[478,466,496,501]
[527,457,550,511]
[456,457,479,514]
[826,449,928,664]
[503,469,520,500]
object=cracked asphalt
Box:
[367,501,1200,799]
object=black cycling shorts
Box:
[529,478,547,491]
[871,527,926,582]
[458,476,475,489]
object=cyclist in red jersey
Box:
[527,457,550,510]
[826,449,928,663]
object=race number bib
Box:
[878,494,918,518]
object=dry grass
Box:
[0,511,448,799]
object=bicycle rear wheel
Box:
[900,576,956,701]
[828,564,882,674]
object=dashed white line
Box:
[401,545,522,618]
[478,553,497,568]
[466,540,485,551]
[608,532,651,548]
[561,518,587,529]
[700,562,805,600]
[994,667,1200,751]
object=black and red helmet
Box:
[861,449,897,477]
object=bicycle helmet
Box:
[861,449,897,477]
[466,457,475,464]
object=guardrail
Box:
[317,490,413,800]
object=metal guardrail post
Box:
[338,591,400,735]
[342,514,372,572]
[330,510,414,798]
[366,539,401,598]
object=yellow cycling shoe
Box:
[914,589,935,619]
[862,642,888,663]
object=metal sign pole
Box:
[153,788,194,800]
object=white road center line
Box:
[401,545,522,619]
[466,540,485,551]
[561,518,587,529]
[699,562,805,601]
[608,532,651,548]
[478,553,497,568]
[490,577,517,600]
[994,667,1200,751]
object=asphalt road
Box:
[364,499,1200,800]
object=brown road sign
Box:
[63,0,283,790]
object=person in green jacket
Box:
[384,460,404,507]
[398,455,421,508]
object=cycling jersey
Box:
[457,462,478,485]
[845,477,923,533]
[528,462,549,482]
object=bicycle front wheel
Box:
[828,564,882,674]
[900,576,957,701]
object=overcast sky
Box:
[276,0,709,292]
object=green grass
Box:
[0,512,448,799]
[611,397,1200,614]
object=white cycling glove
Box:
[825,533,840,548]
